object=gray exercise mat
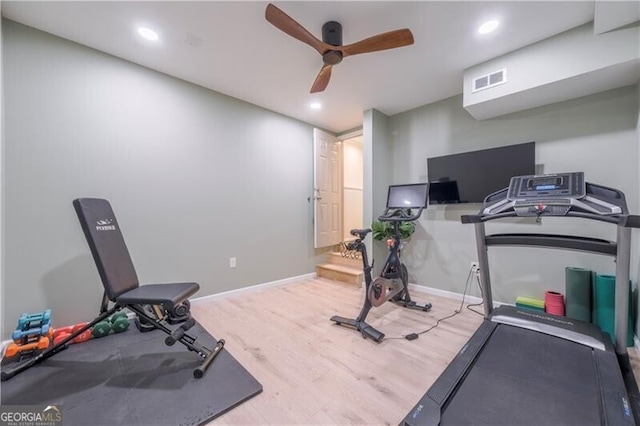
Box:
[1,322,262,426]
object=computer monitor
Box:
[386,183,429,209]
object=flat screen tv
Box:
[427,142,535,204]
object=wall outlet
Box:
[229,257,236,268]
[470,261,479,272]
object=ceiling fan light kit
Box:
[265,3,414,93]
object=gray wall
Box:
[375,86,639,305]
[2,20,325,336]
[369,109,396,268]
[362,110,375,264]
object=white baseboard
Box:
[349,279,503,308]
[189,272,317,305]
[408,282,511,307]
[409,283,483,305]
[634,335,640,356]
[0,340,7,360]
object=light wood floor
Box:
[192,277,483,425]
[192,276,640,425]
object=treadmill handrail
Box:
[462,211,640,226]
[483,233,617,256]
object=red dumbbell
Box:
[52,323,92,345]
[71,323,92,343]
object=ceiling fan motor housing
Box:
[322,21,342,45]
[322,21,343,65]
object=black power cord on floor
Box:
[383,265,477,341]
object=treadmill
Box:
[402,172,640,425]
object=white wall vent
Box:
[472,69,507,93]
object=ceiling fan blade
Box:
[341,29,414,57]
[310,65,332,93]
[265,3,333,55]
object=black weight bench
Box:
[1,198,223,381]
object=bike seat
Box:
[350,228,372,240]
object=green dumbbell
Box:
[110,312,130,333]
[92,312,130,338]
[92,321,111,338]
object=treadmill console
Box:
[482,172,624,217]
[507,172,585,200]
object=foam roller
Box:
[565,267,592,322]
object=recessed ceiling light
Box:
[310,102,322,110]
[478,20,499,35]
[137,27,159,41]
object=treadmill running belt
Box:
[441,325,600,425]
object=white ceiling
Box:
[2,1,596,133]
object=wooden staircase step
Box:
[316,263,363,287]
[325,251,362,268]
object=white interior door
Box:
[314,128,342,248]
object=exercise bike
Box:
[330,183,432,342]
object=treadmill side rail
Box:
[596,349,636,424]
[490,305,607,351]
[401,321,497,426]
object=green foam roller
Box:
[593,273,634,347]
[565,267,592,322]
[594,274,616,342]
[591,271,597,326]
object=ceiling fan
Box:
[265,3,414,93]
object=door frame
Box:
[339,130,364,242]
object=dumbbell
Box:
[5,335,51,358]
[92,312,130,338]
[17,310,51,330]
[53,323,92,345]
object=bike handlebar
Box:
[378,207,424,222]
